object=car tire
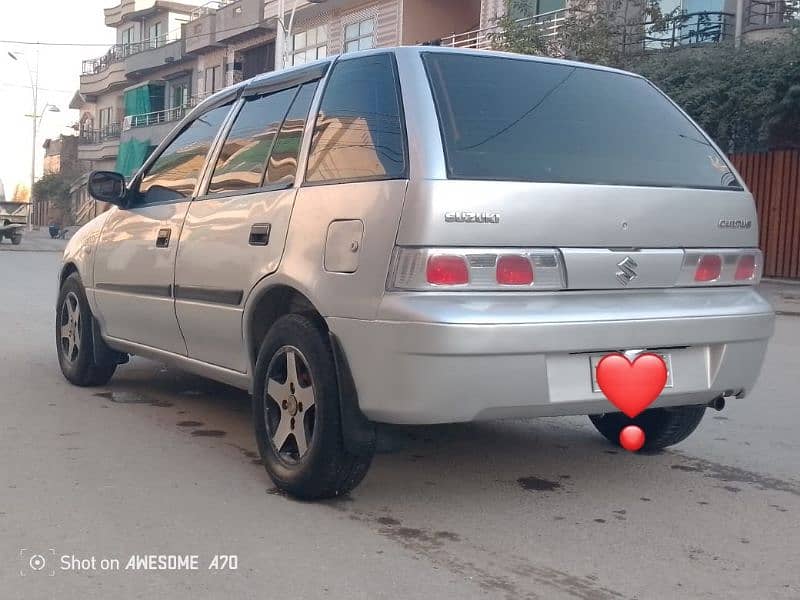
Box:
[253,313,373,500]
[56,273,117,387]
[11,233,22,245]
[589,404,707,451]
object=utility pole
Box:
[9,49,59,229]
[734,0,744,48]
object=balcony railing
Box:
[643,11,734,49]
[79,124,122,145]
[438,9,568,50]
[81,30,182,76]
[439,9,738,54]
[122,100,199,131]
[189,0,237,20]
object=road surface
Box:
[2,249,798,600]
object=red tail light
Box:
[496,255,534,285]
[695,254,722,282]
[426,255,469,286]
[735,254,756,280]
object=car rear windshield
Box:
[422,53,741,190]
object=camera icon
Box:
[19,549,56,577]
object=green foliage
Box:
[32,171,78,222]
[493,0,800,152]
[632,36,800,152]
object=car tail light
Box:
[694,254,722,282]
[735,254,756,281]
[390,247,565,291]
[496,255,534,285]
[426,255,469,286]
[678,249,762,286]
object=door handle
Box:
[156,228,172,248]
[249,223,271,246]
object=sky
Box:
[0,0,115,198]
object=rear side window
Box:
[208,87,297,195]
[306,53,407,184]
[423,53,740,190]
[139,103,232,203]
[266,82,318,186]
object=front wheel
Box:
[589,404,707,451]
[11,233,22,245]
[253,314,373,500]
[56,273,117,386]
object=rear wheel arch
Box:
[245,284,326,375]
[60,263,80,288]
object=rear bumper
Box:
[327,287,774,424]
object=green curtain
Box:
[116,140,154,178]
[123,86,152,118]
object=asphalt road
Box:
[2,248,799,600]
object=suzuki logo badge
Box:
[616,256,638,286]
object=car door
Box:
[173,67,324,372]
[92,100,235,354]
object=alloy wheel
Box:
[59,291,82,363]
[265,346,317,463]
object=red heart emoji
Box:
[596,353,668,418]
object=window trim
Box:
[302,52,410,188]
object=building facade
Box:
[441,0,797,50]
[71,0,479,222]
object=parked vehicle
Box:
[56,47,774,499]
[0,202,26,245]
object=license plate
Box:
[590,350,674,393]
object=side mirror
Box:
[88,171,127,206]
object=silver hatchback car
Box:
[58,47,774,499]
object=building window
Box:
[343,18,375,53]
[98,107,113,132]
[509,0,565,18]
[289,25,328,66]
[148,22,163,47]
[204,65,223,95]
[121,26,135,46]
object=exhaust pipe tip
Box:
[708,396,726,412]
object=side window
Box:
[138,103,232,203]
[208,88,297,195]
[265,82,319,186]
[306,54,406,184]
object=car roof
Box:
[190,45,641,117]
[206,46,641,101]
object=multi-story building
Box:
[36,135,82,226]
[439,0,797,50]
[71,0,480,222]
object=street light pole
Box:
[9,49,40,230]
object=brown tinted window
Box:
[139,104,232,203]
[209,88,297,195]
[265,82,318,186]
[306,54,406,184]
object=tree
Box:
[32,171,78,224]
[632,37,800,152]
[492,0,666,68]
[12,184,30,203]
[491,0,800,152]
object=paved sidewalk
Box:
[0,227,69,253]
[759,279,800,315]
